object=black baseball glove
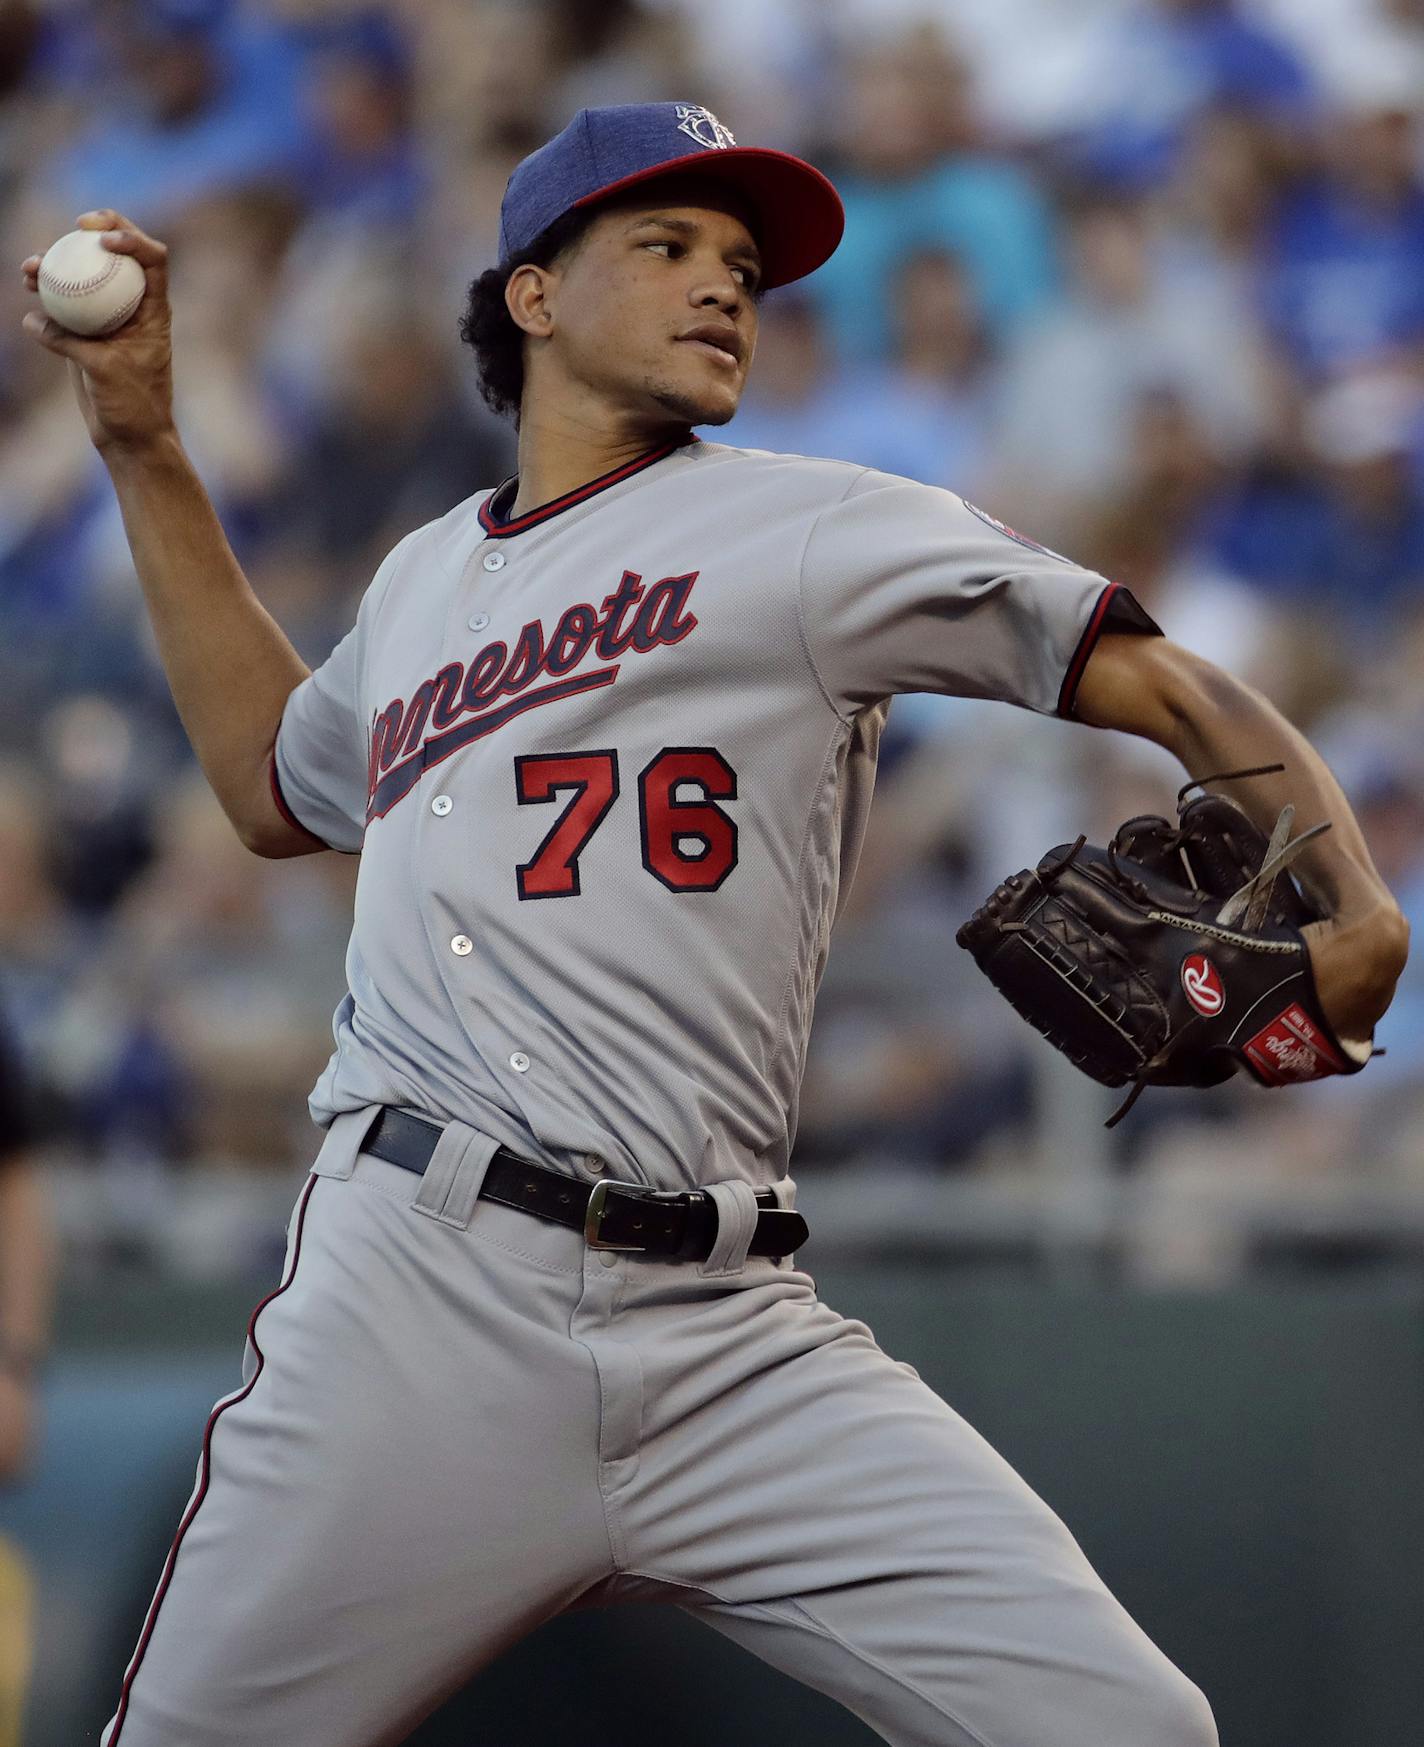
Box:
[956,767,1372,1124]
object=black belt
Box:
[361,1107,808,1261]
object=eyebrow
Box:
[626,212,762,266]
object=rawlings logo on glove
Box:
[956,767,1373,1125]
[1180,955,1225,1017]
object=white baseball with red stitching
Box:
[37,228,146,336]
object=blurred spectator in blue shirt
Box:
[1303,372,1424,629]
[990,187,1269,538]
[1068,0,1317,190]
[729,252,991,489]
[721,294,865,465]
[40,0,308,225]
[1205,370,1424,636]
[286,9,426,227]
[1077,387,1281,686]
[809,26,1057,360]
[1154,105,1281,317]
[1261,85,1424,379]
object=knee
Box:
[1127,1662,1218,1747]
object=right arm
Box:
[20,211,319,859]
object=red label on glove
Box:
[1181,954,1225,1017]
[1243,1002,1347,1085]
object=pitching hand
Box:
[20,210,175,454]
[1302,904,1409,1052]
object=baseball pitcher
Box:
[20,102,1406,1747]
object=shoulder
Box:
[688,439,874,505]
[701,451,1011,533]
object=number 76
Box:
[513,747,738,900]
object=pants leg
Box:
[102,1154,613,1747]
[611,1254,1217,1747]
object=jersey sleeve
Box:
[271,532,417,853]
[272,625,366,853]
[797,469,1161,718]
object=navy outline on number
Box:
[637,747,739,894]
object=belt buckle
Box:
[583,1181,690,1251]
[584,1179,648,1251]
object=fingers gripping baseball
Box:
[20,211,175,453]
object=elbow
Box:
[237,816,286,858]
[237,810,313,859]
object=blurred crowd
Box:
[2,0,1424,1276]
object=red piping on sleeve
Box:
[267,749,331,851]
[1056,582,1120,719]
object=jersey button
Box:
[482,552,506,572]
[450,934,473,956]
[509,1051,531,1073]
[431,794,453,816]
[467,612,490,632]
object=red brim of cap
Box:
[570,147,845,290]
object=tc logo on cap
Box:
[675,104,736,150]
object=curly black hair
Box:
[458,209,594,424]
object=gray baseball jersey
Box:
[104,439,1214,1747]
[271,438,1153,1193]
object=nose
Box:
[692,273,743,315]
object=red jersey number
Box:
[513,746,737,899]
[638,748,738,892]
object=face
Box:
[508,183,763,428]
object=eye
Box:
[731,264,761,292]
[644,238,684,259]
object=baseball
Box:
[37,228,146,336]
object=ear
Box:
[505,263,556,339]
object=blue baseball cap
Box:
[499,103,844,290]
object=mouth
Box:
[677,325,743,368]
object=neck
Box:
[511,395,691,517]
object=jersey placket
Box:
[415,523,542,1118]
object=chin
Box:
[646,377,742,428]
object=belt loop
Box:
[698,1181,760,1278]
[413,1122,498,1230]
[311,1107,379,1182]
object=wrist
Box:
[100,426,184,472]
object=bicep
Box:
[1071,631,1233,751]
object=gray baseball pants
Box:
[103,1110,1217,1747]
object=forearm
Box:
[1079,636,1396,921]
[104,434,314,853]
[1159,660,1386,919]
[0,1159,54,1373]
[1076,634,1408,1039]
